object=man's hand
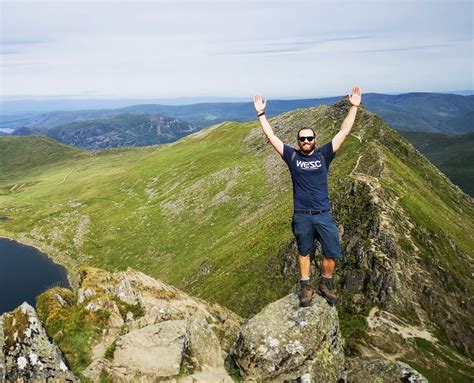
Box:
[253,94,283,156]
[332,86,362,152]
[348,86,362,107]
[253,94,267,113]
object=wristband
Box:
[257,111,265,117]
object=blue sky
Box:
[1,0,472,100]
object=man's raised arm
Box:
[332,86,362,152]
[253,94,284,156]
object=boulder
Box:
[230,293,344,382]
[112,320,188,379]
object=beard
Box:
[299,141,316,154]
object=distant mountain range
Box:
[2,92,473,135]
[2,92,472,196]
[1,92,472,198]
[1,90,473,115]
[11,113,199,150]
[0,96,253,114]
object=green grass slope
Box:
[400,131,474,196]
[0,135,88,175]
[1,99,473,380]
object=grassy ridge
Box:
[0,135,88,176]
[0,106,362,316]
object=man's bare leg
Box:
[322,257,335,277]
[299,254,311,278]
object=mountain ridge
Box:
[0,98,472,381]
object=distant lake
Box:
[0,238,71,315]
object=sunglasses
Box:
[298,136,315,142]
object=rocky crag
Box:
[1,266,430,382]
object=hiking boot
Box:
[318,276,338,305]
[299,281,315,307]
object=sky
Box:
[1,0,473,100]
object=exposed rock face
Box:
[343,357,428,383]
[230,293,344,382]
[0,302,78,382]
[38,266,243,382]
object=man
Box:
[253,87,362,307]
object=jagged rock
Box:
[0,302,78,382]
[107,301,125,328]
[115,274,141,305]
[343,357,428,382]
[60,266,244,382]
[230,293,344,382]
[186,310,224,368]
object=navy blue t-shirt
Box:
[281,142,335,211]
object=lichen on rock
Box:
[0,302,78,381]
[230,293,345,382]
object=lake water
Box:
[0,238,71,315]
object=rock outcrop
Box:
[0,302,78,382]
[230,293,344,382]
[343,357,428,383]
[1,265,433,382]
[36,266,243,382]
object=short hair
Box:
[297,127,316,139]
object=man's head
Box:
[297,127,316,154]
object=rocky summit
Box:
[1,266,248,382]
[230,293,344,382]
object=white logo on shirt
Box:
[296,159,322,169]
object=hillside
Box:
[399,131,474,196]
[0,99,473,381]
[0,136,89,180]
[362,92,474,133]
